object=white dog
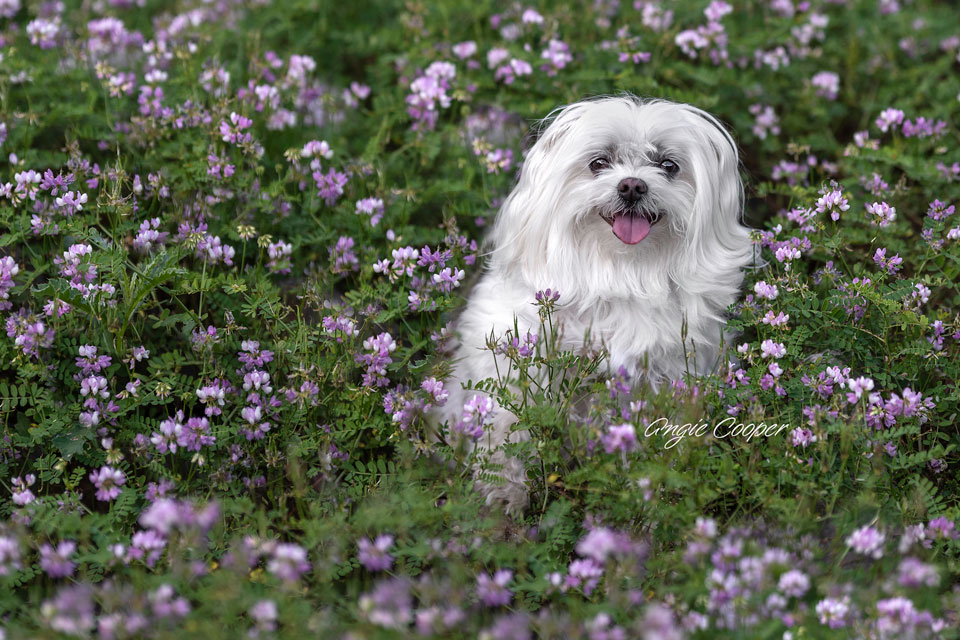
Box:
[435,96,754,515]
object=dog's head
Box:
[490,96,752,301]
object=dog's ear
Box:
[685,106,741,184]
[679,104,753,276]
[487,102,584,280]
[681,105,744,222]
[529,102,585,155]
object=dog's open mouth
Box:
[603,208,661,245]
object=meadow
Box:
[0,0,959,637]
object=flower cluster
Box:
[406,61,456,131]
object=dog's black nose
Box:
[617,177,647,203]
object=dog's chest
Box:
[557,293,717,379]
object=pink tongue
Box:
[612,213,651,245]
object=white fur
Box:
[434,96,754,515]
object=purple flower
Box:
[476,569,513,607]
[778,569,809,597]
[152,412,184,454]
[521,8,544,24]
[749,104,780,139]
[845,524,885,558]
[455,394,494,440]
[898,557,939,588]
[816,187,849,221]
[0,534,22,576]
[865,201,896,227]
[219,112,254,145]
[329,236,359,274]
[140,499,183,534]
[602,423,637,454]
[704,0,733,21]
[0,256,18,311]
[452,41,477,59]
[11,474,37,506]
[406,61,456,130]
[761,310,789,326]
[760,339,786,359]
[75,344,112,376]
[321,314,358,341]
[54,191,88,214]
[301,140,333,164]
[266,542,310,582]
[150,584,191,619]
[40,541,77,578]
[27,17,60,49]
[41,585,95,636]
[355,197,385,226]
[540,39,572,75]
[816,596,850,628]
[694,517,717,539]
[845,376,875,402]
[790,427,817,448]
[811,71,840,100]
[32,168,70,197]
[355,332,396,388]
[494,58,533,84]
[239,341,275,369]
[927,199,955,221]
[357,535,394,572]
[575,527,642,563]
[265,240,293,274]
[249,600,278,634]
[927,516,958,540]
[873,596,944,637]
[128,530,167,567]
[89,465,125,501]
[359,577,413,629]
[753,281,778,300]
[314,168,348,206]
[5,308,54,359]
[199,236,235,266]
[196,381,226,416]
[566,558,604,595]
[875,108,905,133]
[431,267,465,293]
[420,377,448,405]
[132,218,169,253]
[873,248,903,274]
[535,288,560,304]
[902,117,947,139]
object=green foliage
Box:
[0,0,958,637]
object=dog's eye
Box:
[589,157,610,174]
[659,159,679,176]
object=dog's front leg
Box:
[473,406,531,517]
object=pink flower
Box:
[602,424,637,454]
[89,465,126,501]
[11,474,36,506]
[760,339,786,359]
[811,71,839,100]
[790,427,816,447]
[865,201,896,227]
[452,41,477,59]
[358,535,394,572]
[846,376,875,402]
[753,281,779,300]
[845,525,885,558]
[476,569,513,607]
[875,108,904,133]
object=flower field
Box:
[0,0,959,637]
